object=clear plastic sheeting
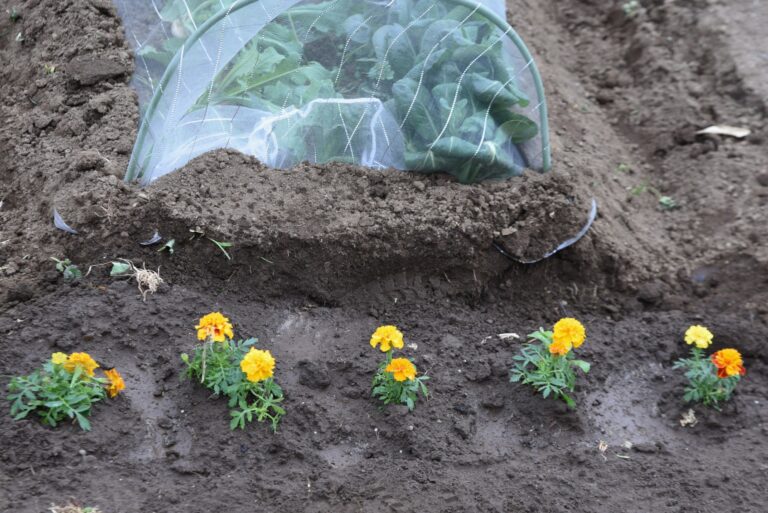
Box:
[115,0,551,185]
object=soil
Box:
[1,1,767,512]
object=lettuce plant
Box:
[126,0,548,183]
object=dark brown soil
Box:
[1,1,767,512]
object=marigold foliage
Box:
[182,336,284,431]
[370,325,404,352]
[685,325,713,349]
[63,352,99,377]
[6,352,121,431]
[372,356,428,411]
[370,326,428,411]
[511,320,590,408]
[674,344,745,409]
[196,312,234,342]
[240,348,275,383]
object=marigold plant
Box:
[6,352,124,431]
[673,326,745,409]
[510,318,590,408]
[182,313,284,430]
[370,326,428,411]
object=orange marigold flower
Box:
[385,357,417,382]
[51,352,68,365]
[711,348,746,379]
[553,318,586,350]
[63,352,99,377]
[685,325,713,349]
[196,312,234,342]
[370,325,404,352]
[104,368,126,398]
[549,339,571,357]
[240,348,275,383]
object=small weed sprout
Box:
[622,1,641,17]
[157,239,175,254]
[8,7,20,22]
[6,352,124,431]
[510,318,590,408]
[208,238,233,260]
[628,182,678,210]
[369,326,429,411]
[658,196,678,210]
[181,313,284,430]
[673,325,745,409]
[189,228,234,259]
[629,183,648,196]
[51,257,82,282]
[44,63,56,74]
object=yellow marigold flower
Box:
[711,348,746,379]
[104,368,126,398]
[196,312,234,343]
[240,348,275,383]
[385,357,417,382]
[51,352,68,365]
[63,352,99,377]
[549,339,571,357]
[685,325,713,349]
[370,325,404,352]
[553,318,586,350]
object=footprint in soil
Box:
[120,360,193,463]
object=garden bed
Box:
[1,1,767,512]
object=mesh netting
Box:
[115,0,551,185]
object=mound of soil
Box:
[1,1,767,512]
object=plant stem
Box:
[201,340,210,383]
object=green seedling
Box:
[189,228,233,260]
[622,1,641,17]
[157,239,176,254]
[208,238,233,260]
[51,257,82,281]
[110,261,132,276]
[628,182,679,211]
[44,63,56,74]
[658,196,678,211]
[8,7,20,22]
[629,183,648,196]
